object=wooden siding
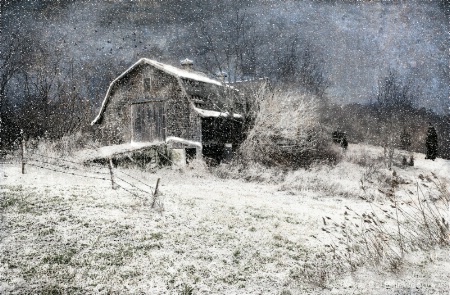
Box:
[131,101,166,142]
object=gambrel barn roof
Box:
[91,58,240,126]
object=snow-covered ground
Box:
[0,144,449,294]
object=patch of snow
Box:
[165,136,202,148]
[79,141,162,161]
[225,84,239,91]
[192,106,243,119]
[100,141,162,156]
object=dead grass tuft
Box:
[310,176,450,285]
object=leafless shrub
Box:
[294,171,449,288]
[290,236,359,289]
[185,158,210,177]
[344,144,384,167]
[239,89,341,168]
[359,163,382,194]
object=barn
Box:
[91,58,245,164]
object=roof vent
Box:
[180,58,194,71]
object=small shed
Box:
[91,58,245,164]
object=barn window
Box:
[144,78,151,91]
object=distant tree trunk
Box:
[400,128,411,151]
[425,124,438,160]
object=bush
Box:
[332,131,348,149]
[238,90,340,168]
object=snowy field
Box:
[0,144,449,294]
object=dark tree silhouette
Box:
[400,128,411,151]
[332,131,348,149]
[425,124,438,160]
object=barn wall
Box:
[100,88,132,145]
[98,64,201,145]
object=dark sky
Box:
[2,0,449,113]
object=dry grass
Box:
[296,161,450,287]
[334,184,445,261]
[26,131,98,159]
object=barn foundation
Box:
[171,148,186,168]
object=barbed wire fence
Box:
[0,141,163,211]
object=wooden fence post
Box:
[151,178,161,208]
[21,136,26,174]
[108,158,116,189]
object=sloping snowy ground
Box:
[0,144,449,294]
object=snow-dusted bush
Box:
[239,90,340,168]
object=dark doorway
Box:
[131,101,165,142]
[185,148,197,163]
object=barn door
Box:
[131,102,165,142]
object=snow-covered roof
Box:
[91,58,223,125]
[78,141,163,161]
[146,59,222,86]
[192,106,243,119]
[166,136,202,148]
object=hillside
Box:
[1,143,449,294]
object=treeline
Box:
[324,71,450,159]
[0,31,128,148]
[327,103,450,158]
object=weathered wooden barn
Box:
[91,58,245,163]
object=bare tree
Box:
[276,38,329,101]
[376,70,416,168]
[13,44,95,141]
[178,2,258,81]
[297,43,329,99]
[0,31,34,147]
[277,38,300,84]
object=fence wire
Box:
[29,158,110,175]
[31,153,81,165]
[30,153,109,175]
[115,182,144,200]
[116,169,154,191]
[27,162,109,181]
[9,152,159,200]
[115,174,151,195]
